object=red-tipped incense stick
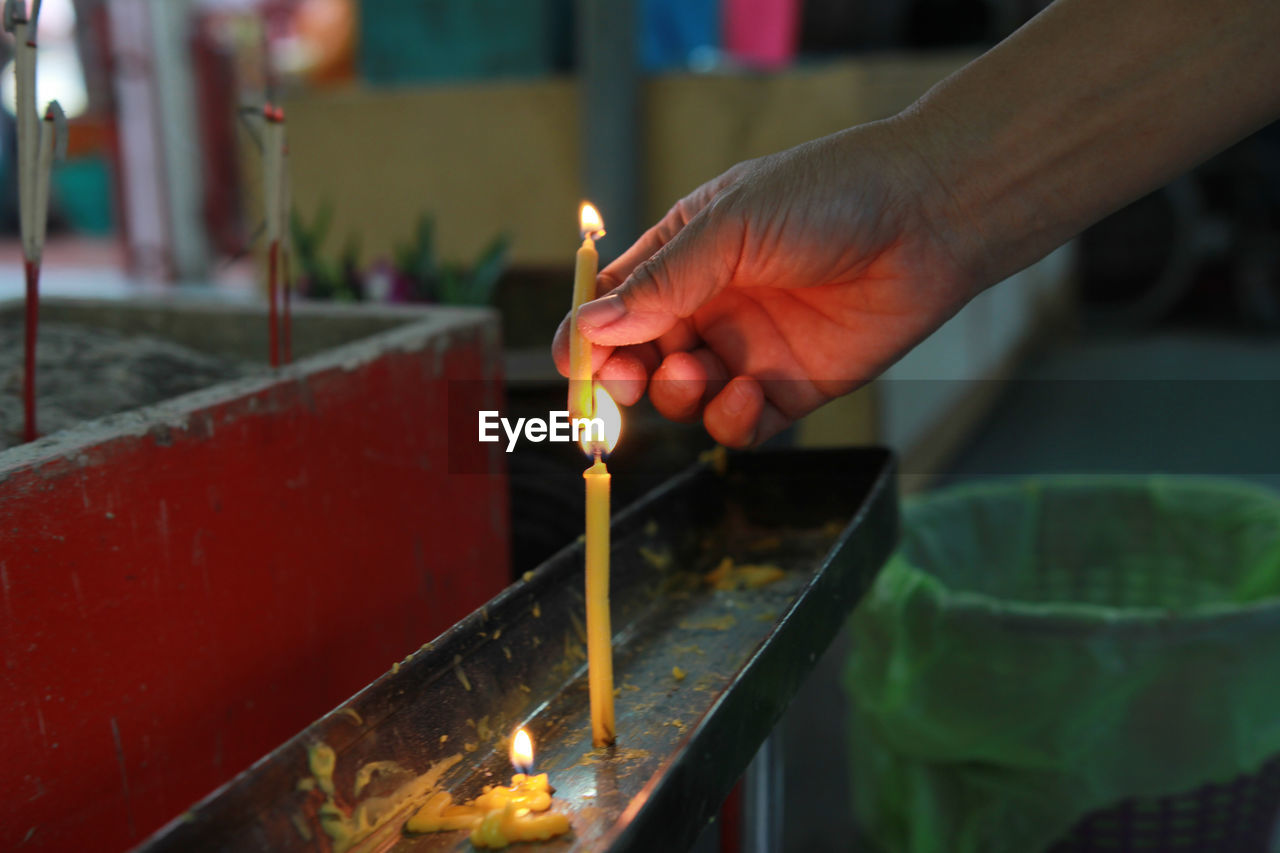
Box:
[282,245,293,364]
[267,239,280,366]
[7,0,61,442]
[22,102,66,441]
[22,259,38,441]
[281,143,293,364]
[263,103,287,367]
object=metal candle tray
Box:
[139,448,897,853]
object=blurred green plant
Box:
[393,214,511,306]
[291,206,511,307]
[290,201,363,301]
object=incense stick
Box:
[22,259,37,440]
[262,105,286,366]
[10,5,34,255]
[34,102,65,251]
[281,144,293,364]
[7,1,62,442]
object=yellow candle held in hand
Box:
[569,202,605,421]
[581,386,622,747]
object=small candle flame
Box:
[578,385,622,457]
[579,202,605,240]
[511,728,534,773]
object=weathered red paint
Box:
[0,318,508,852]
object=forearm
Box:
[900,0,1280,292]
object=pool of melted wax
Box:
[386,524,839,852]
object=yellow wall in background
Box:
[281,52,974,267]
[643,52,972,221]
[284,78,580,266]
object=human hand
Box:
[553,115,980,447]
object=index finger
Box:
[552,310,616,378]
[597,176,730,293]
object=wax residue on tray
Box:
[296,743,462,853]
[569,611,588,644]
[406,773,571,848]
[465,715,496,744]
[290,810,313,841]
[679,614,737,632]
[698,445,729,475]
[704,557,785,591]
[570,746,651,769]
[639,545,671,570]
[353,761,404,797]
[454,655,472,691]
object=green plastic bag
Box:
[844,477,1280,853]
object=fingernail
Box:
[577,295,627,330]
[722,382,750,416]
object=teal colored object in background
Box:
[845,477,1280,852]
[359,0,573,85]
[52,156,114,236]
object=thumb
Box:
[577,210,737,347]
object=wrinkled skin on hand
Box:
[553,117,977,447]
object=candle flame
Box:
[511,728,534,772]
[579,385,622,456]
[579,202,605,240]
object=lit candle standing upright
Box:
[580,386,621,747]
[568,202,605,421]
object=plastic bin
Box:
[844,478,1280,853]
